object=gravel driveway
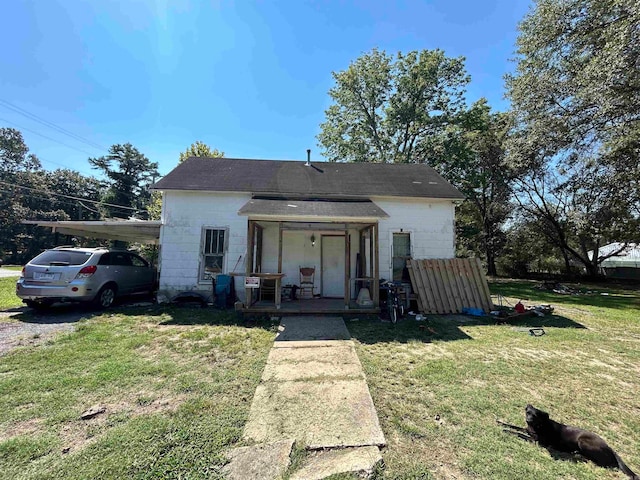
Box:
[0,306,89,356]
[1,300,154,357]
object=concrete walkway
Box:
[231,316,385,479]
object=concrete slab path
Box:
[242,316,386,450]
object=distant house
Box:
[152,157,464,311]
[593,243,640,280]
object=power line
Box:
[37,156,94,176]
[0,187,80,210]
[0,99,108,151]
[78,201,101,214]
[0,180,141,213]
[0,119,97,176]
[0,186,142,218]
[0,116,98,158]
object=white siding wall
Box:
[373,196,456,280]
[158,191,250,302]
[158,191,456,302]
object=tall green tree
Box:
[1,128,40,262]
[89,143,158,219]
[432,100,514,275]
[506,0,640,276]
[1,128,108,262]
[317,48,469,163]
[179,141,224,163]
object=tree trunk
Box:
[561,248,572,276]
[486,255,497,277]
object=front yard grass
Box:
[0,277,21,310]
[0,307,277,479]
[349,279,640,480]
[2,278,639,480]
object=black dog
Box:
[497,404,639,479]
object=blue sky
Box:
[1,0,531,178]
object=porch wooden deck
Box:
[243,298,379,315]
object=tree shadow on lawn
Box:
[4,294,159,324]
[490,280,640,311]
[347,312,586,345]
[158,306,278,332]
[4,304,100,324]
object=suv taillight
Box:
[76,265,97,279]
[20,267,25,278]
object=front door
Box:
[321,235,345,298]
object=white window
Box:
[392,232,412,282]
[200,227,227,281]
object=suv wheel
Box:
[94,285,117,309]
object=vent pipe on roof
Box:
[305,149,311,167]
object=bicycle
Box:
[382,280,405,324]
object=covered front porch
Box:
[239,198,385,313]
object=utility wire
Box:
[0,116,97,158]
[78,201,101,214]
[0,187,81,209]
[0,186,142,217]
[0,117,96,175]
[0,99,108,151]
[0,180,142,212]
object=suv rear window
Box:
[31,250,93,266]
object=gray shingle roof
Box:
[153,157,464,200]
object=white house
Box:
[152,156,464,312]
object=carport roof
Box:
[238,198,389,219]
[23,220,162,244]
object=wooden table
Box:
[232,272,286,309]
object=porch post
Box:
[277,222,283,273]
[373,223,380,307]
[344,229,350,309]
[245,220,255,307]
[276,223,283,309]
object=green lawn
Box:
[349,279,640,479]
[0,307,277,479]
[2,278,639,479]
[0,277,21,310]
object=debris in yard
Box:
[491,302,554,320]
[80,405,106,420]
[62,447,70,454]
[512,327,546,336]
[534,282,589,295]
